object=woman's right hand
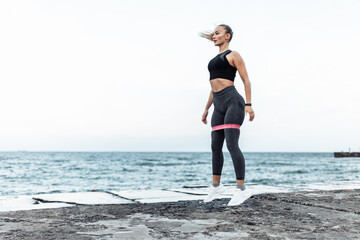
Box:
[202,110,208,124]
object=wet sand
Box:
[1,189,359,239]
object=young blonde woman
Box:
[200,24,255,206]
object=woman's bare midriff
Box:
[210,78,234,92]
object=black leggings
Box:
[211,86,246,180]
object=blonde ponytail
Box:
[199,30,213,41]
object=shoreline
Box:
[2,180,360,212]
[1,189,359,239]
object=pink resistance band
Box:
[212,124,241,131]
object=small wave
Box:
[122,168,136,172]
[142,158,159,162]
[48,190,63,194]
[176,157,191,160]
[257,161,295,166]
[184,174,196,177]
[67,167,84,171]
[345,169,360,173]
[138,162,178,167]
[137,162,155,167]
[51,159,70,163]
[157,162,179,166]
[284,170,309,174]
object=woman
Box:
[200,24,255,206]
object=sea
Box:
[0,152,359,196]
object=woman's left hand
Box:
[245,106,255,121]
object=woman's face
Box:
[212,26,230,46]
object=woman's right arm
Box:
[202,90,213,124]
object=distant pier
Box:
[334,152,360,158]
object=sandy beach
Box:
[1,189,359,239]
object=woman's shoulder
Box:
[229,50,241,57]
[229,50,244,61]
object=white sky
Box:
[1,0,359,152]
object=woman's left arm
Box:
[231,51,255,121]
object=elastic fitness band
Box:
[212,124,241,131]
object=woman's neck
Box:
[219,44,230,54]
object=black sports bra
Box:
[208,49,237,81]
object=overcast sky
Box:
[0,0,359,152]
